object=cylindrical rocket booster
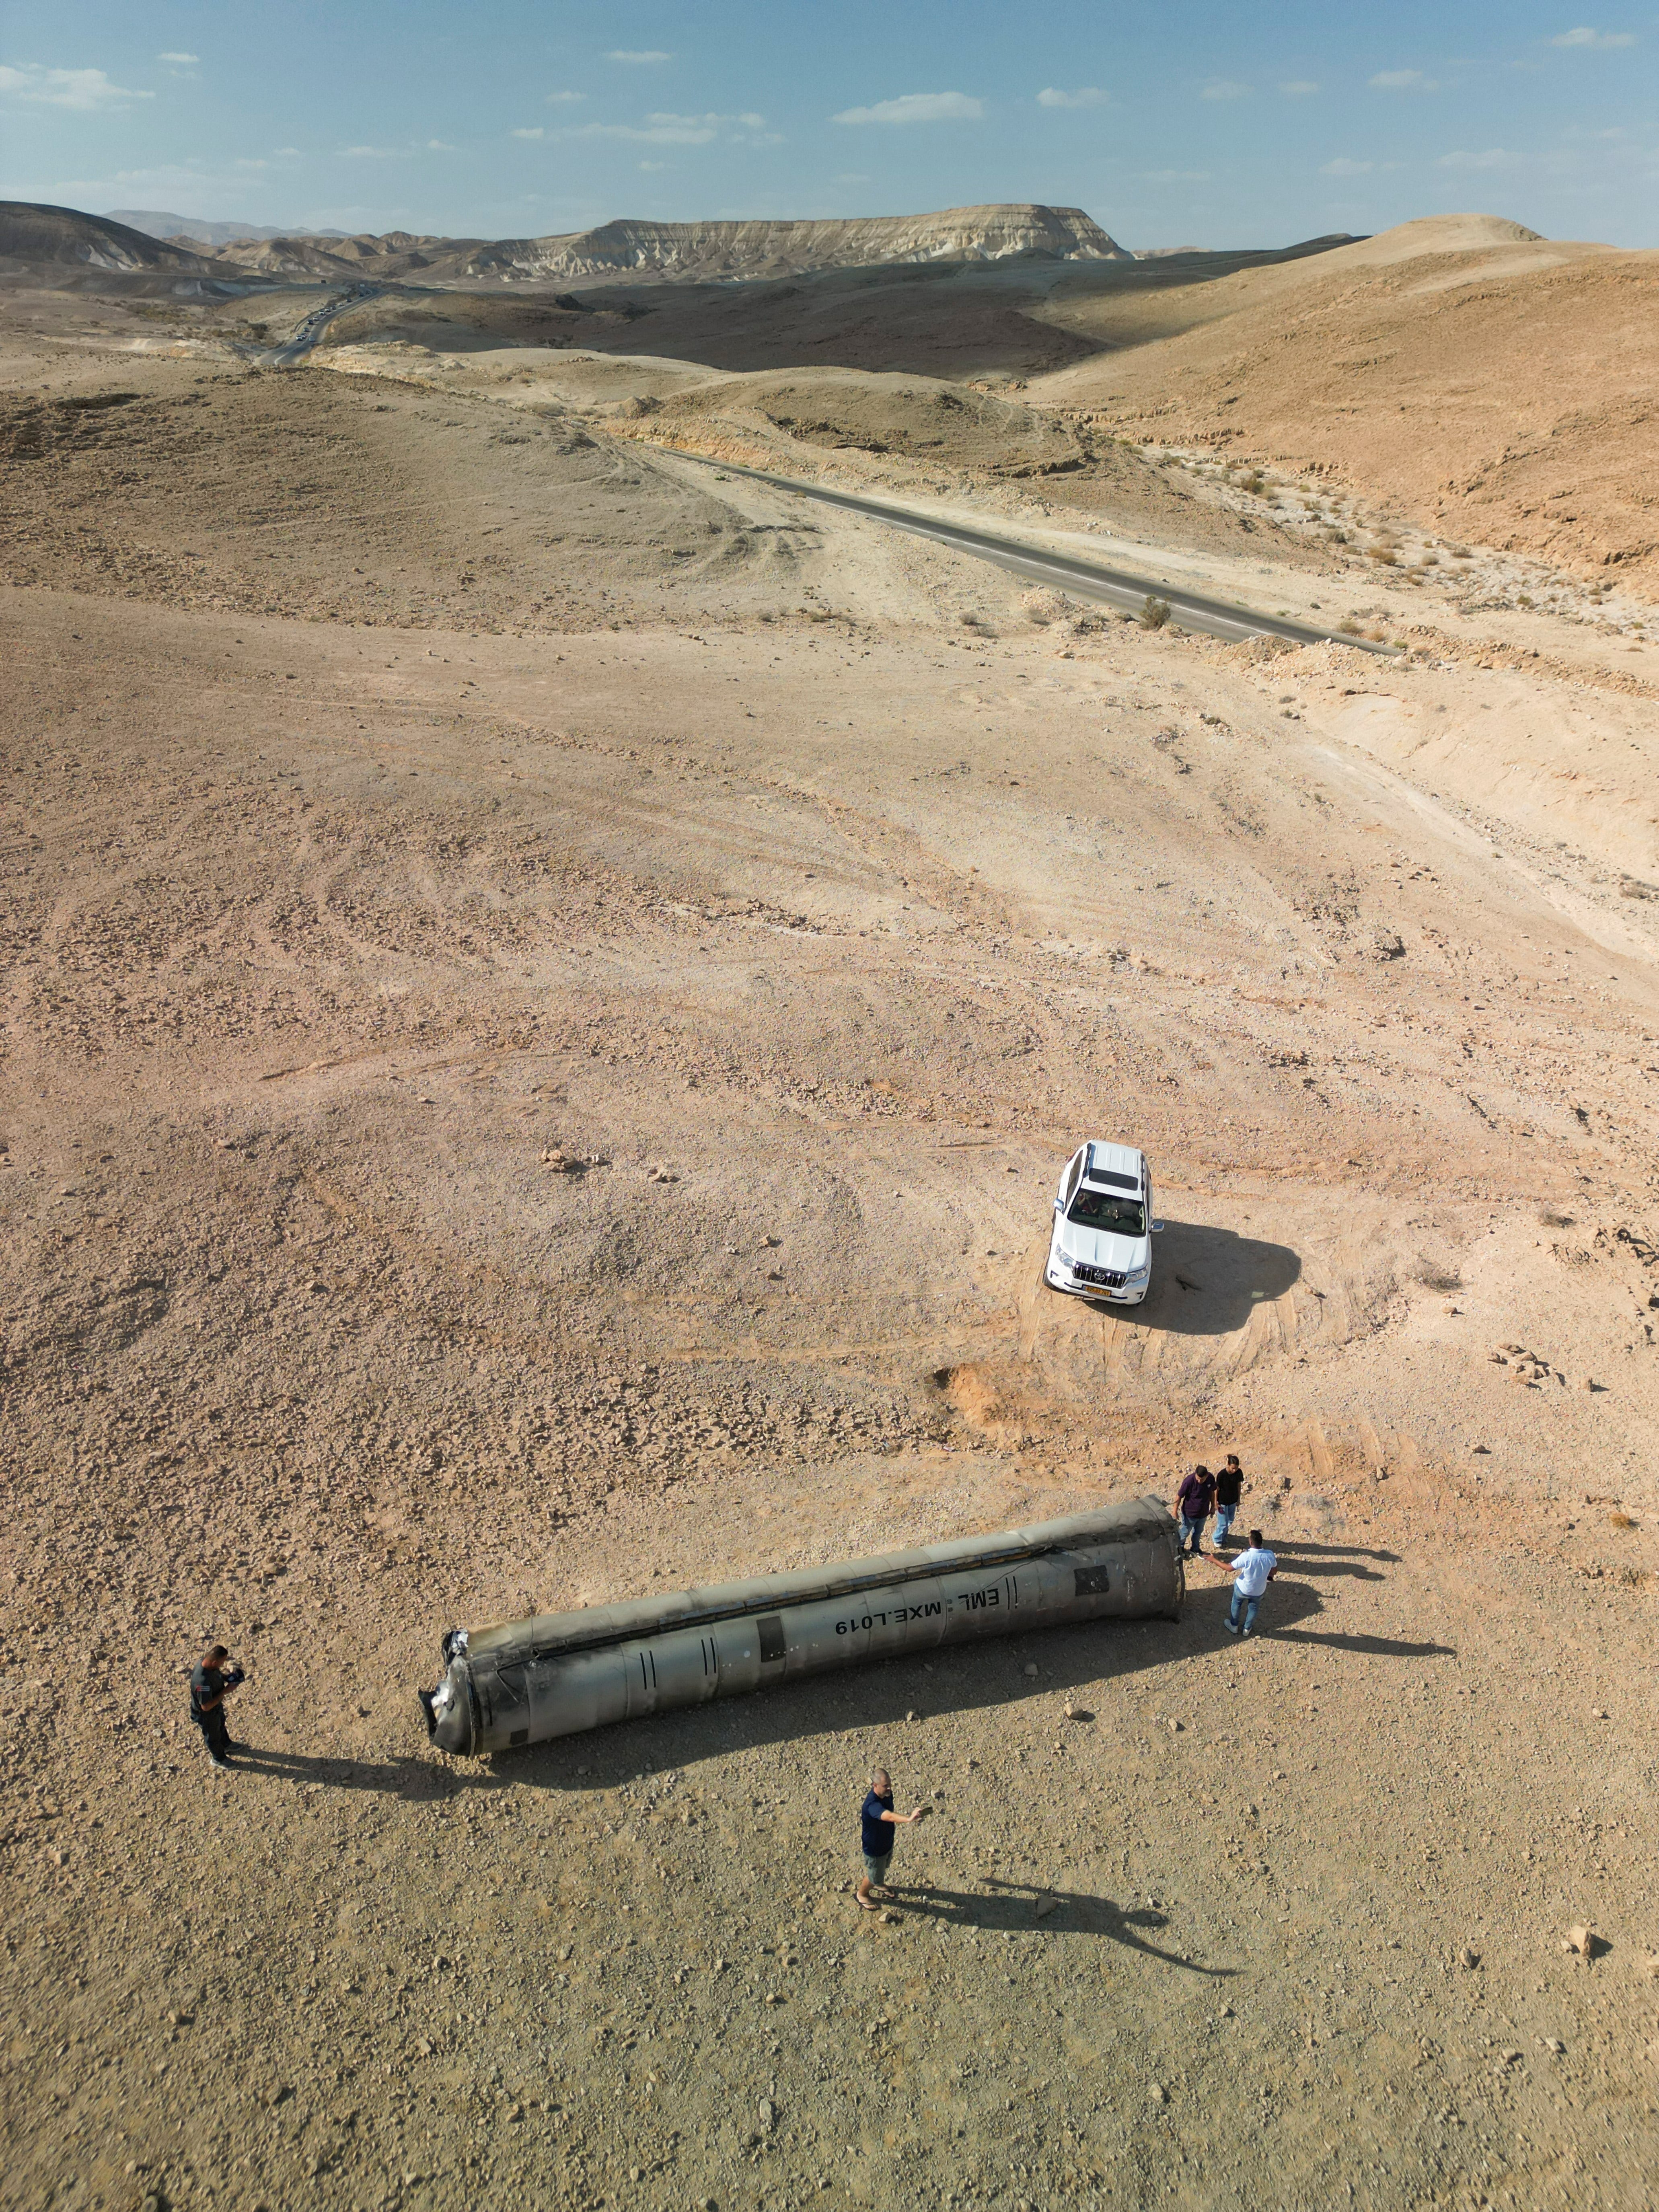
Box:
[421,1495,1182,1757]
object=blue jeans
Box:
[1214,1502,1237,1547]
[1178,1515,1207,1555]
[1228,1587,1261,1634]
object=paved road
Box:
[241,284,385,368]
[672,451,1398,656]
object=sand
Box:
[1,271,1657,2212]
[1032,216,1659,595]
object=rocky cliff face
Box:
[461,204,1130,282]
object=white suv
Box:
[1044,1140,1162,1306]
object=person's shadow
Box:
[880,1876,1235,1976]
[223,1743,470,1800]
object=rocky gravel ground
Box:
[2,300,1657,2212]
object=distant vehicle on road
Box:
[1044,1140,1163,1306]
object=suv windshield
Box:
[1067,1187,1146,1236]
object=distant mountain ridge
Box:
[2,198,1363,300]
[96,202,1132,283]
[109,210,349,246]
[457,205,1131,281]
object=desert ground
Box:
[2,216,1658,2212]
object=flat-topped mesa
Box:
[463,203,1131,283]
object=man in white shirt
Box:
[1221,1530,1278,1637]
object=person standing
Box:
[1221,1532,1278,1638]
[1212,1455,1246,1551]
[189,1643,244,1770]
[1174,1465,1216,1557]
[855,1768,925,1910]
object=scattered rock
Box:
[1033,1894,1058,1920]
[1562,1924,1604,1959]
[1168,1718,1185,1733]
[539,1149,580,1174]
[1538,2036,1565,2054]
[1063,1704,1094,1723]
[1458,1945,1480,1970]
[1022,1663,1038,1679]
[1150,2081,1168,2104]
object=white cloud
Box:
[511,126,545,140]
[1142,168,1211,182]
[833,90,984,124]
[638,159,668,172]
[340,144,399,158]
[545,90,585,104]
[0,64,153,109]
[1370,68,1440,90]
[1201,78,1252,100]
[156,51,198,65]
[567,109,768,146]
[1321,156,1374,175]
[1279,79,1319,95]
[426,139,456,152]
[1552,25,1636,45]
[1037,86,1108,108]
[605,49,671,64]
[1437,146,1519,168]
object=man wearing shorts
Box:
[856,1768,924,1910]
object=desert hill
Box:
[453,204,1129,282]
[1033,213,1659,591]
[0,200,225,280]
[300,231,1362,382]
[119,203,1131,286]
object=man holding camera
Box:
[189,1642,245,1770]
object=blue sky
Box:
[2,1,1655,246]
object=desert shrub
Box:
[1367,545,1398,566]
[1139,595,1171,629]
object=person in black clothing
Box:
[855,1769,925,1911]
[1212,1455,1246,1551]
[189,1642,244,1770]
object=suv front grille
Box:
[1072,1262,1126,1289]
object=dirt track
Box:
[2,294,1658,2212]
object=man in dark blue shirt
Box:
[857,1768,925,1911]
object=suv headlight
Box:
[1125,1262,1150,1282]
